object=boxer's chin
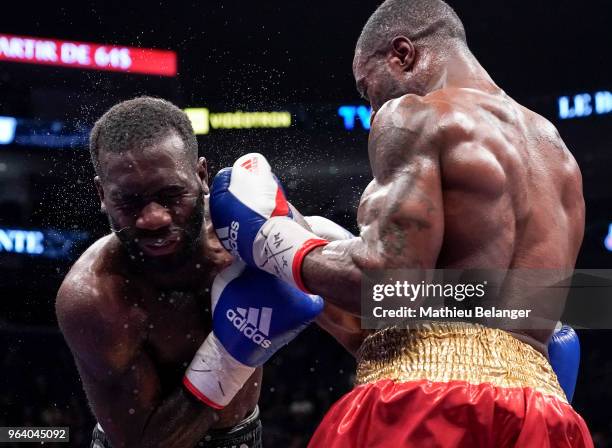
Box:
[122,226,202,271]
[139,237,181,258]
[108,222,191,270]
[123,236,198,271]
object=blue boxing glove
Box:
[210,153,328,292]
[548,323,580,402]
[183,261,323,408]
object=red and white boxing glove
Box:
[210,153,330,292]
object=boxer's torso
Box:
[58,232,261,434]
[357,87,585,352]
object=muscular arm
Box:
[56,279,220,448]
[302,98,446,314]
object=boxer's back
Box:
[432,88,585,271]
[360,88,585,349]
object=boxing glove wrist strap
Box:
[253,217,328,292]
[183,333,255,409]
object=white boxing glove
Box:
[304,216,355,242]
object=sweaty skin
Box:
[302,87,585,355]
[56,134,261,448]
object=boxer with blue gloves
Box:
[57,98,323,448]
[549,323,581,402]
[210,151,591,447]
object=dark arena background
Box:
[0,1,611,446]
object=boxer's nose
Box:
[135,202,172,231]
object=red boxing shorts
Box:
[309,323,593,448]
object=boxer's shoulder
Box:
[58,234,127,307]
[373,94,439,131]
[372,91,484,147]
[63,233,122,274]
[57,235,146,376]
[370,90,515,195]
[369,92,479,179]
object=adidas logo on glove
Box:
[217,221,240,253]
[226,306,272,348]
[240,156,259,173]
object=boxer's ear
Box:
[197,157,209,194]
[390,36,416,72]
[94,176,107,213]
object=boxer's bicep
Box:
[86,354,220,448]
[76,350,164,447]
[375,155,444,268]
[57,287,162,445]
[367,104,445,269]
[301,108,444,312]
[58,288,218,447]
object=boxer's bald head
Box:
[356,0,466,56]
[354,0,467,111]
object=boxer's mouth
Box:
[138,235,181,256]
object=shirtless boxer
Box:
[55,97,322,448]
[208,0,593,446]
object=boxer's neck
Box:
[424,46,501,96]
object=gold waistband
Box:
[356,322,566,402]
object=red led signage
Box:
[0,34,177,76]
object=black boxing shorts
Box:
[90,406,262,448]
